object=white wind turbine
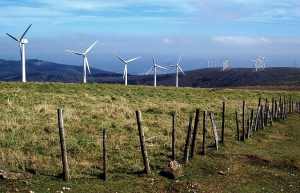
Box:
[65,40,98,83]
[113,53,141,85]
[6,24,32,82]
[145,53,168,87]
[167,55,185,87]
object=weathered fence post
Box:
[221,102,225,144]
[261,104,264,129]
[242,101,246,141]
[269,108,274,127]
[289,95,292,114]
[249,109,254,138]
[191,109,200,158]
[274,100,278,121]
[246,109,250,139]
[103,129,107,181]
[202,111,207,155]
[265,99,269,127]
[57,109,69,182]
[272,97,274,121]
[136,110,151,175]
[210,112,219,150]
[184,116,193,163]
[280,96,283,119]
[235,110,240,141]
[254,104,261,131]
[172,113,176,161]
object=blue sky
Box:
[0,0,299,74]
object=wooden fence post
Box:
[172,113,176,161]
[249,109,254,138]
[184,116,193,163]
[57,109,69,182]
[274,100,278,121]
[242,101,246,141]
[202,111,207,155]
[246,109,250,139]
[210,112,219,150]
[272,97,274,121]
[265,99,269,127]
[103,129,107,181]
[289,95,292,114]
[254,104,261,131]
[235,110,240,141]
[221,102,225,144]
[280,96,283,119]
[261,105,264,129]
[136,110,151,175]
[191,109,200,158]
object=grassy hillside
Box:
[0,82,299,192]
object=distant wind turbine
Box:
[6,24,32,82]
[145,53,168,87]
[167,55,185,87]
[113,53,141,85]
[65,40,98,83]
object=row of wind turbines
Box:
[208,59,229,71]
[6,24,185,87]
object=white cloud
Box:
[162,38,172,44]
[211,36,271,45]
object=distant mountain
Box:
[1,59,299,89]
[0,59,120,82]
[137,67,300,88]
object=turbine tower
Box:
[6,24,32,82]
[65,40,98,83]
[167,54,185,87]
[113,53,141,85]
[145,53,168,87]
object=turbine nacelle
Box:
[21,39,28,44]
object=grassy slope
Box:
[0,82,299,192]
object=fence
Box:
[55,94,299,181]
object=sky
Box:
[0,0,299,74]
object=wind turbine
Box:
[6,24,32,82]
[65,40,98,83]
[167,55,185,87]
[145,53,168,87]
[113,53,141,85]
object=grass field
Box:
[0,82,299,192]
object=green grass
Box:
[0,82,299,192]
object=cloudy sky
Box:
[0,0,299,74]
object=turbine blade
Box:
[85,40,98,54]
[6,33,19,42]
[113,52,125,63]
[152,53,156,64]
[156,65,168,70]
[177,54,182,65]
[166,65,176,67]
[178,66,185,75]
[19,42,22,60]
[127,56,141,63]
[85,57,91,74]
[145,67,154,75]
[65,50,83,55]
[20,24,32,40]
